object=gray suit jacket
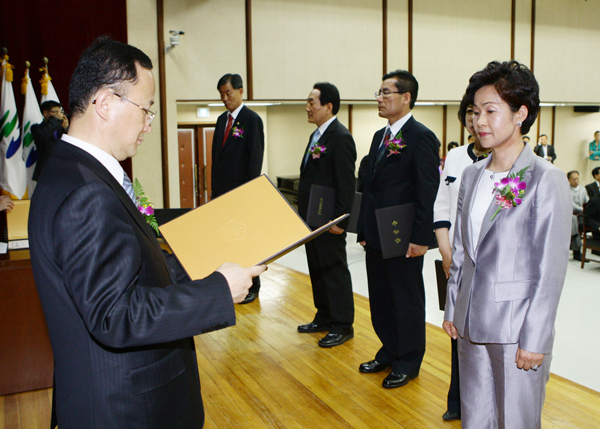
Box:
[444,144,571,354]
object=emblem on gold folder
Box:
[221,220,247,242]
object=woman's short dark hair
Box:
[313,82,340,115]
[457,91,474,127]
[465,61,539,135]
[69,36,153,119]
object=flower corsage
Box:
[133,179,160,236]
[490,166,529,221]
[232,125,244,139]
[308,144,326,159]
[385,130,406,156]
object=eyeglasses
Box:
[112,93,156,124]
[375,90,401,98]
[93,93,156,124]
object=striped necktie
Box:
[122,173,138,206]
[303,129,321,167]
[375,128,392,166]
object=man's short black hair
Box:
[540,134,547,138]
[592,167,600,178]
[448,141,459,150]
[217,74,243,90]
[69,36,153,119]
[40,100,61,114]
[567,170,579,180]
[313,82,340,115]
[382,69,419,109]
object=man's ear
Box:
[402,92,412,107]
[93,91,113,122]
[239,87,244,97]
[325,103,333,115]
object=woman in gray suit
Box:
[443,61,571,429]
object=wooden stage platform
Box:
[2,263,600,428]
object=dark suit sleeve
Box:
[332,128,357,229]
[246,112,264,179]
[585,196,600,231]
[410,128,440,246]
[53,182,235,349]
[550,146,557,162]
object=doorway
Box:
[177,124,215,208]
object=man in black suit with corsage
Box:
[296,82,357,348]
[212,73,265,303]
[28,37,264,429]
[356,70,440,389]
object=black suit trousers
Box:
[365,247,426,375]
[305,231,354,334]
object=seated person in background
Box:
[534,134,556,163]
[568,170,588,261]
[522,135,530,145]
[31,100,69,181]
[589,131,600,161]
[467,134,475,144]
[440,141,459,169]
[586,167,600,199]
[0,195,14,212]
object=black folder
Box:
[305,184,335,228]
[375,202,415,259]
[346,192,362,234]
[435,259,448,311]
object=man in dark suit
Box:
[533,134,556,163]
[297,82,357,348]
[31,100,69,181]
[585,167,600,199]
[28,37,264,429]
[356,70,440,389]
[212,73,264,304]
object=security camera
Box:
[169,30,185,46]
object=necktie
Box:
[304,129,321,167]
[122,173,138,206]
[375,128,392,166]
[223,114,233,146]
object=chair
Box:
[581,204,600,268]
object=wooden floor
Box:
[2,263,600,428]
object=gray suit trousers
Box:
[458,324,551,429]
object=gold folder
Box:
[160,175,348,280]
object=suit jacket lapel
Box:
[475,144,536,252]
[301,119,337,173]
[372,117,414,180]
[461,157,490,261]
[222,106,246,151]
[60,142,162,249]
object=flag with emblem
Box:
[22,65,42,196]
[0,55,26,199]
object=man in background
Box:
[212,73,265,304]
[585,167,600,199]
[534,134,556,163]
[29,37,264,429]
[357,70,440,389]
[31,100,69,181]
[568,170,588,261]
[297,82,356,348]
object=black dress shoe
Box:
[442,410,461,421]
[297,322,331,333]
[382,371,417,389]
[239,292,258,304]
[359,359,391,373]
[318,332,353,348]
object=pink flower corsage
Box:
[490,166,529,221]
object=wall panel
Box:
[252,0,382,100]
[513,0,532,66]
[387,0,410,73]
[534,0,600,103]
[412,0,511,101]
[164,0,247,101]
